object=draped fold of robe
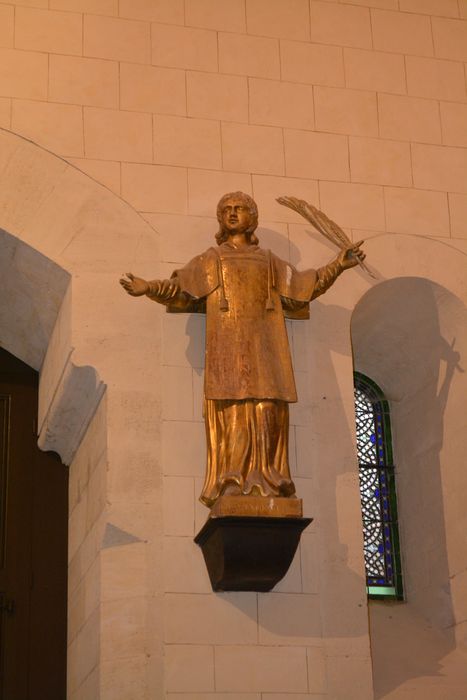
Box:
[164,243,325,506]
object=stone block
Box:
[161,365,194,421]
[263,696,325,700]
[51,0,117,13]
[295,477,315,518]
[186,0,245,31]
[219,32,280,80]
[85,457,106,529]
[285,130,349,182]
[344,0,397,6]
[385,187,450,237]
[300,532,319,594]
[319,181,385,230]
[378,93,442,144]
[67,574,86,645]
[314,86,378,137]
[84,14,150,63]
[280,40,344,87]
[49,54,118,109]
[120,63,186,116]
[163,476,195,536]
[349,136,412,187]
[440,102,467,147]
[101,543,147,601]
[119,0,184,23]
[187,71,248,123]
[0,97,10,128]
[15,6,82,55]
[371,8,433,56]
[151,23,217,72]
[143,211,214,262]
[252,174,319,224]
[249,78,314,130]
[406,56,467,102]
[167,695,260,700]
[68,497,88,563]
[154,115,221,170]
[326,654,373,700]
[449,193,467,238]
[12,0,48,7]
[287,221,339,270]
[399,0,459,16]
[162,417,205,476]
[121,163,187,213]
[187,169,253,216]
[307,646,327,694]
[192,368,204,422]
[165,645,215,692]
[0,5,13,47]
[255,220,289,260]
[258,593,321,644]
[67,607,100,695]
[161,312,205,368]
[163,536,211,592]
[12,99,84,157]
[67,158,121,194]
[412,143,467,193]
[101,597,147,661]
[0,48,48,100]
[164,593,258,644]
[215,645,308,693]
[84,107,152,162]
[246,0,310,41]
[344,47,406,94]
[100,655,149,700]
[310,1,372,49]
[70,668,99,700]
[433,17,467,61]
[222,122,284,176]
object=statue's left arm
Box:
[311,240,365,301]
[276,241,365,318]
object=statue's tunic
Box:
[151,242,340,506]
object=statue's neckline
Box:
[221,242,260,252]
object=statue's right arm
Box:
[119,273,196,311]
[146,278,195,311]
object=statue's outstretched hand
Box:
[337,241,366,270]
[119,272,149,296]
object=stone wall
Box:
[0,1,466,699]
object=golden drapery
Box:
[202,398,294,506]
[153,242,342,506]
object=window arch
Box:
[354,372,403,599]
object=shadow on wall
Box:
[352,277,467,698]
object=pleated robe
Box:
[166,242,319,505]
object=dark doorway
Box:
[0,347,68,700]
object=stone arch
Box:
[0,127,160,463]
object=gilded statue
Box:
[120,192,365,508]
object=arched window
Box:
[354,372,403,599]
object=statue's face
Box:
[221,197,252,235]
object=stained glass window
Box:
[354,372,403,599]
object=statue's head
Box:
[215,191,259,245]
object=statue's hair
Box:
[215,191,259,245]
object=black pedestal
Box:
[194,516,312,592]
